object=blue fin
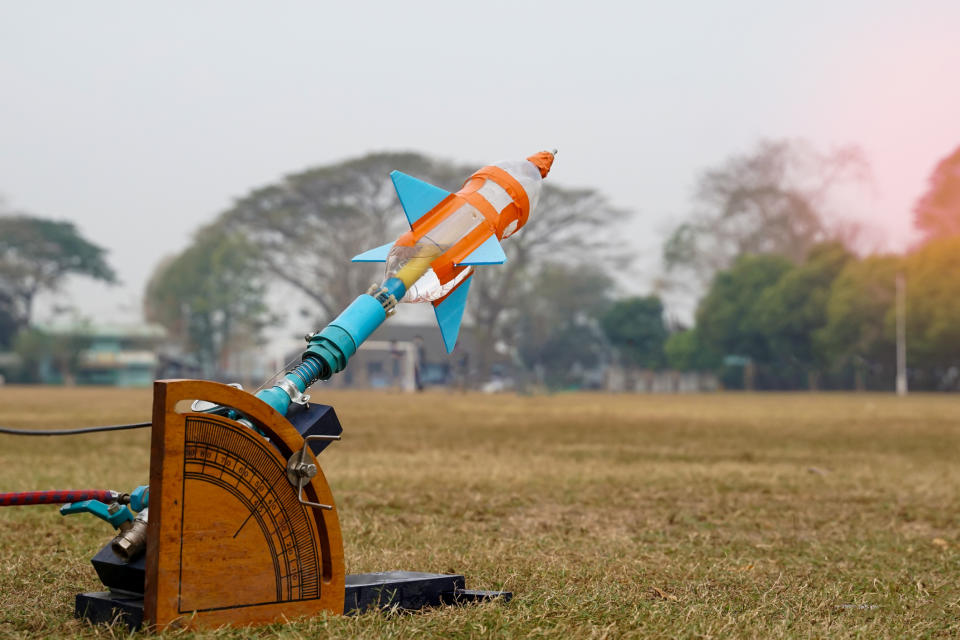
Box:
[351,241,393,263]
[433,275,472,354]
[391,170,451,226]
[456,234,507,266]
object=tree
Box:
[0,291,17,350]
[810,238,960,390]
[903,236,960,377]
[216,152,471,323]
[0,214,116,345]
[599,296,668,370]
[464,182,629,380]
[914,145,960,242]
[817,254,900,390]
[663,139,868,291]
[664,328,719,372]
[513,262,614,389]
[144,229,273,375]
[754,242,853,388]
[695,254,793,387]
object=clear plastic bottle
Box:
[385,155,549,303]
[492,158,545,238]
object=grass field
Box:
[0,387,958,639]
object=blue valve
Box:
[60,500,134,529]
[129,485,149,512]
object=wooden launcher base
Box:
[74,380,509,631]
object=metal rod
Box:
[289,434,341,511]
[296,481,333,511]
[896,272,907,396]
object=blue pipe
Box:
[256,278,407,415]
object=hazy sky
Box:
[2,1,959,326]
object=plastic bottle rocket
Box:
[354,149,556,350]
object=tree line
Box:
[2,142,959,389]
[660,237,960,390]
[646,143,960,390]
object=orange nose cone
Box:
[527,150,556,178]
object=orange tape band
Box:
[460,191,500,230]
[471,165,530,224]
[432,224,490,282]
[408,194,460,241]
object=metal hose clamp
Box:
[277,377,310,407]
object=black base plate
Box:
[75,591,144,629]
[76,571,511,629]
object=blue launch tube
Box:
[303,294,386,365]
[256,277,407,415]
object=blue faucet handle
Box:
[60,500,134,529]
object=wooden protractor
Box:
[144,380,344,630]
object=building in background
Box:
[32,322,167,387]
[322,324,477,391]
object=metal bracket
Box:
[277,377,310,407]
[190,382,243,413]
[285,434,341,511]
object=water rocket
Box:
[256,150,556,416]
[354,150,556,351]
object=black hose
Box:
[0,422,151,436]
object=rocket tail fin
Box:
[432,275,472,354]
[456,234,507,266]
[351,241,393,263]
[390,170,451,227]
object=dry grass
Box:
[1,387,959,639]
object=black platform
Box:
[76,571,511,629]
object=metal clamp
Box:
[285,434,341,511]
[277,377,311,407]
[367,283,398,316]
[190,382,243,413]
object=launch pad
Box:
[74,380,508,630]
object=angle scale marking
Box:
[146,380,344,628]
[177,415,321,612]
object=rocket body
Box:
[379,155,552,304]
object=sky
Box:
[2,0,959,328]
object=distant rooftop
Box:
[33,322,167,340]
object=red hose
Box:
[0,490,117,506]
